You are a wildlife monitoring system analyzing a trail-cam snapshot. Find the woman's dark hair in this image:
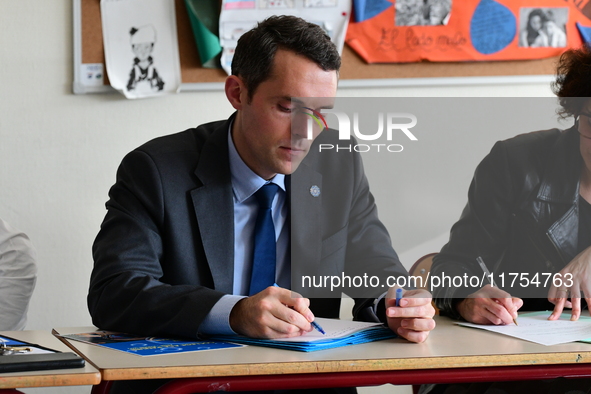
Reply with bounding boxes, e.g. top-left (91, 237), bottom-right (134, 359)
top-left (231, 15), bottom-right (341, 100)
top-left (552, 45), bottom-right (591, 118)
top-left (525, 9), bottom-right (547, 46)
